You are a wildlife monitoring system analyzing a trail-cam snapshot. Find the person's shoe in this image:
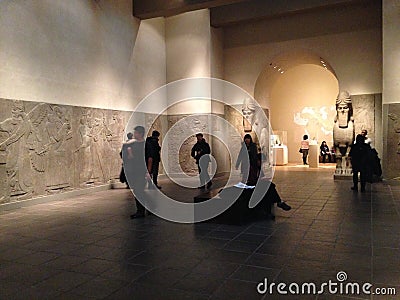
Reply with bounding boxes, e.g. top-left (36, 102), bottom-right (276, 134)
top-left (156, 185), bottom-right (162, 189)
top-left (198, 185), bottom-right (205, 189)
top-left (207, 181), bottom-right (212, 189)
top-left (351, 186), bottom-right (358, 191)
top-left (130, 213), bottom-right (145, 219)
top-left (277, 202), bottom-right (291, 211)
top-left (360, 188), bottom-right (366, 193)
